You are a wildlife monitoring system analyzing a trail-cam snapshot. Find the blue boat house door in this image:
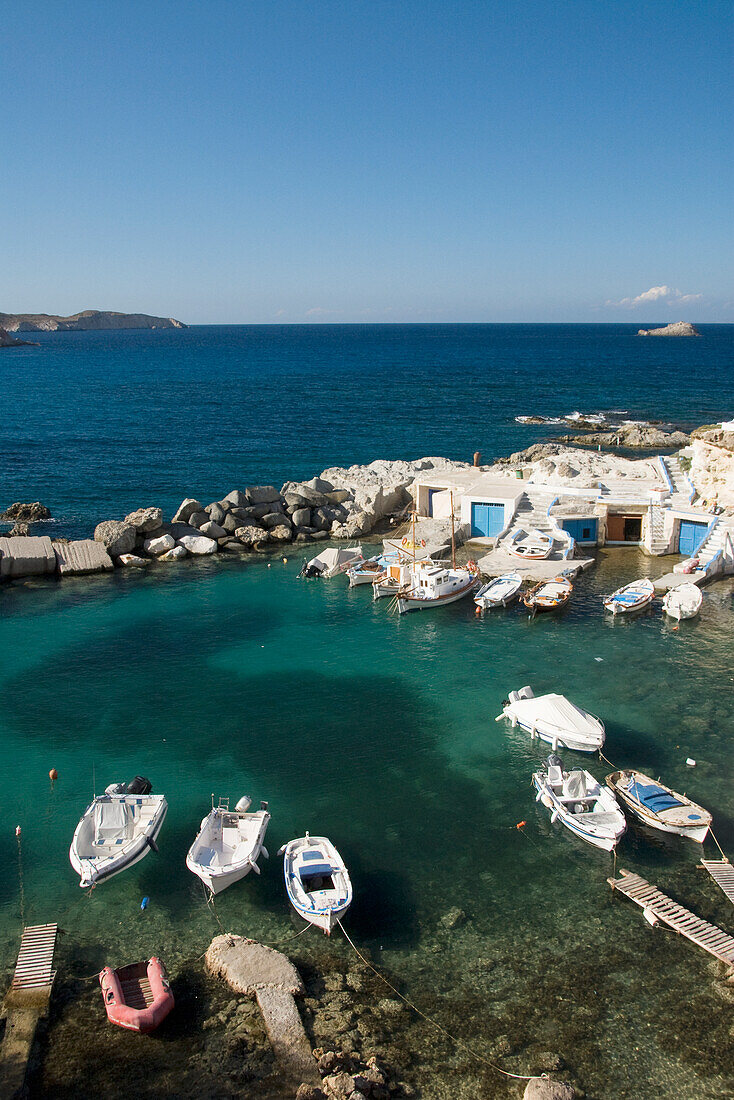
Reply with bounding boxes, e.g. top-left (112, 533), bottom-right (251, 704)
top-left (678, 519), bottom-right (709, 557)
top-left (470, 502), bottom-right (505, 538)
